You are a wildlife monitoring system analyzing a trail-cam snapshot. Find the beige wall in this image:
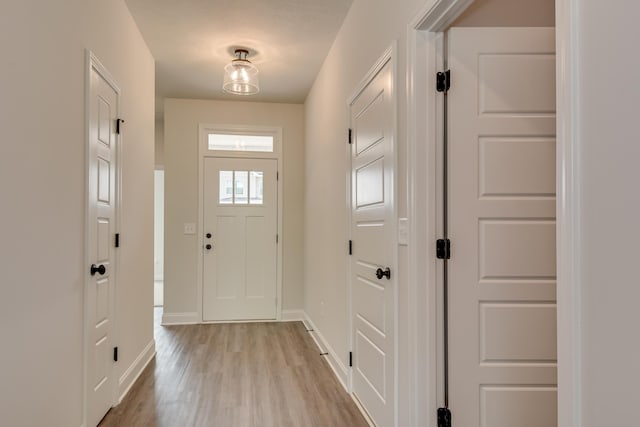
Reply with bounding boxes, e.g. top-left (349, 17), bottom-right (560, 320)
top-left (452, 0), bottom-right (555, 27)
top-left (155, 119), bottom-right (165, 169)
top-left (304, 0), bottom-right (557, 424)
top-left (0, 1), bottom-right (155, 426)
top-left (571, 1), bottom-right (640, 425)
top-left (303, 0), bottom-right (427, 424)
top-left (164, 99), bottom-right (305, 317)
